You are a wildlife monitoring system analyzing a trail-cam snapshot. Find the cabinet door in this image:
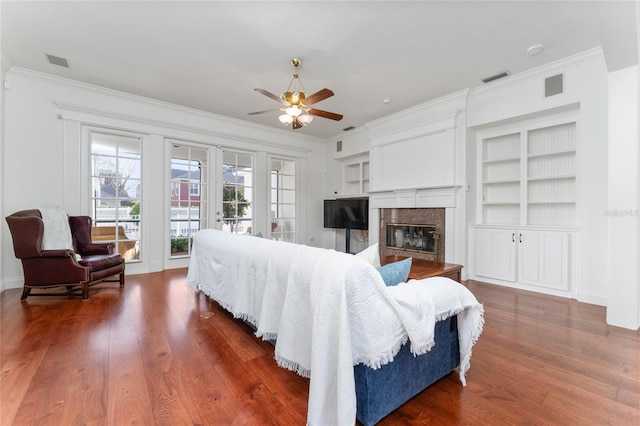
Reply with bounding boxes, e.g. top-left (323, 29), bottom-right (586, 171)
top-left (518, 230), bottom-right (568, 290)
top-left (475, 228), bottom-right (516, 282)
